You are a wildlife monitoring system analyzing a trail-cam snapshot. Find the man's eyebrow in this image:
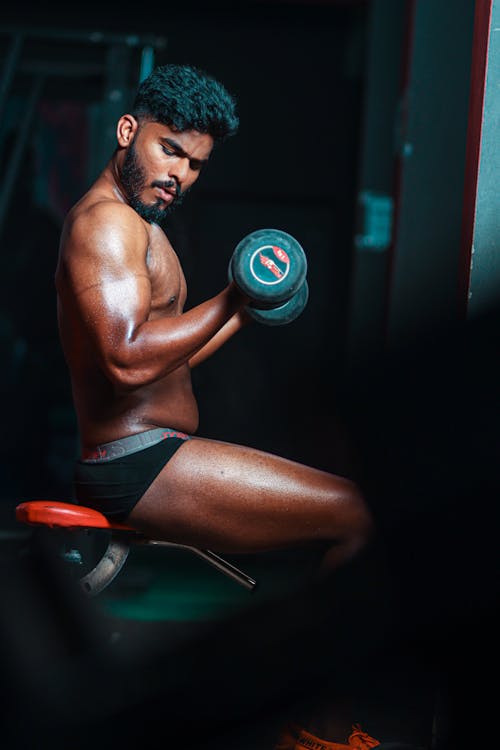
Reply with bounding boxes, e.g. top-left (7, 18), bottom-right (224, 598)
top-left (161, 136), bottom-right (210, 165)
